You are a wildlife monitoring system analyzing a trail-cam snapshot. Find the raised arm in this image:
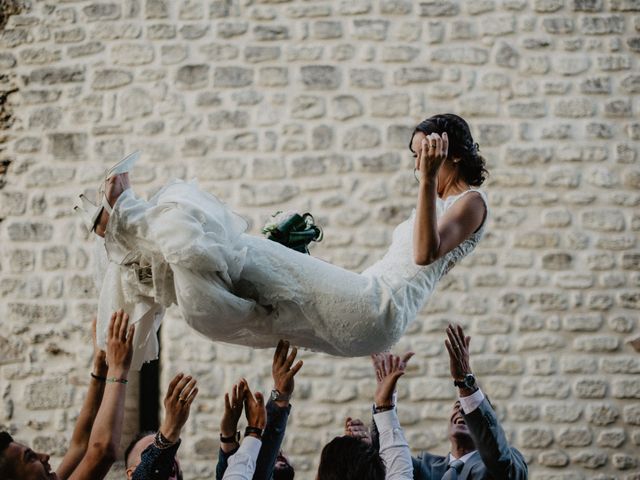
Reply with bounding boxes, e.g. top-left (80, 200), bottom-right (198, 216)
top-left (222, 381), bottom-right (266, 480)
top-left (446, 324), bottom-right (528, 480)
top-left (216, 380), bottom-right (247, 480)
top-left (254, 339), bottom-right (303, 480)
top-left (68, 310), bottom-right (135, 480)
top-left (413, 132), bottom-right (485, 265)
top-left (57, 319), bottom-right (108, 480)
top-left (372, 352), bottom-right (414, 480)
top-left (131, 373), bottom-right (198, 480)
